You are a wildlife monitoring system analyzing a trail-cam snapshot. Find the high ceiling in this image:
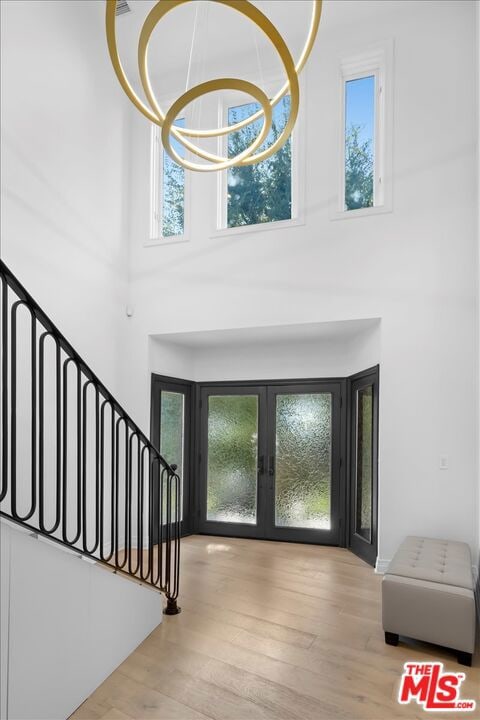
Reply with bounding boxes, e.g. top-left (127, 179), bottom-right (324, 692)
top-left (113, 0), bottom-right (406, 89)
